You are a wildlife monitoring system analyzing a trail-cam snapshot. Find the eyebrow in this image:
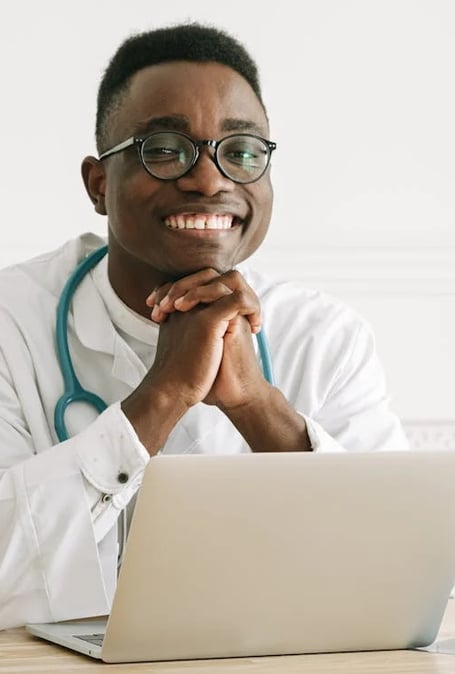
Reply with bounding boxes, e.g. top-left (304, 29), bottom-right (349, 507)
top-left (131, 115), bottom-right (267, 137)
top-left (222, 118), bottom-right (266, 135)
